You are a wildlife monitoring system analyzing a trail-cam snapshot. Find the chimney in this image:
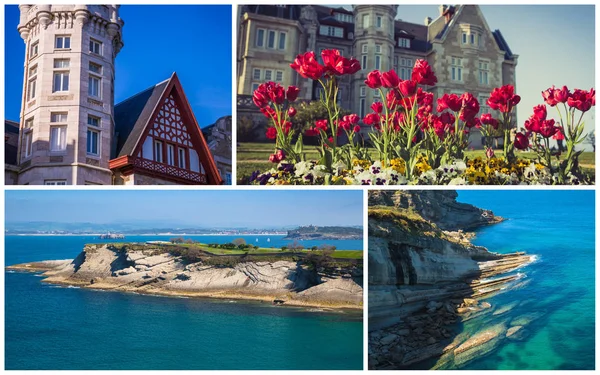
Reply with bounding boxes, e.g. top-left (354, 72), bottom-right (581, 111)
top-left (443, 6), bottom-right (455, 24)
top-left (424, 16), bottom-right (432, 26)
top-left (439, 5), bottom-right (447, 16)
